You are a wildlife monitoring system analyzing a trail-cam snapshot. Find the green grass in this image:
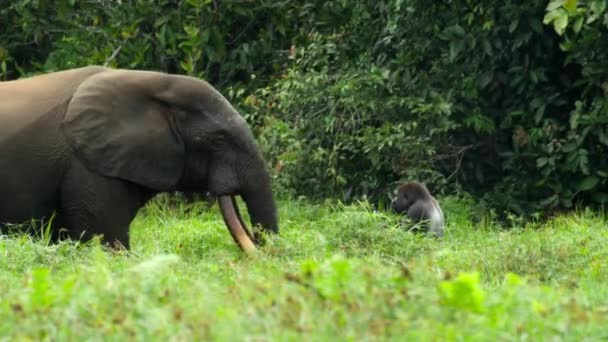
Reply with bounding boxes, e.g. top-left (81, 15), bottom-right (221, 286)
top-left (0, 195), bottom-right (606, 340)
